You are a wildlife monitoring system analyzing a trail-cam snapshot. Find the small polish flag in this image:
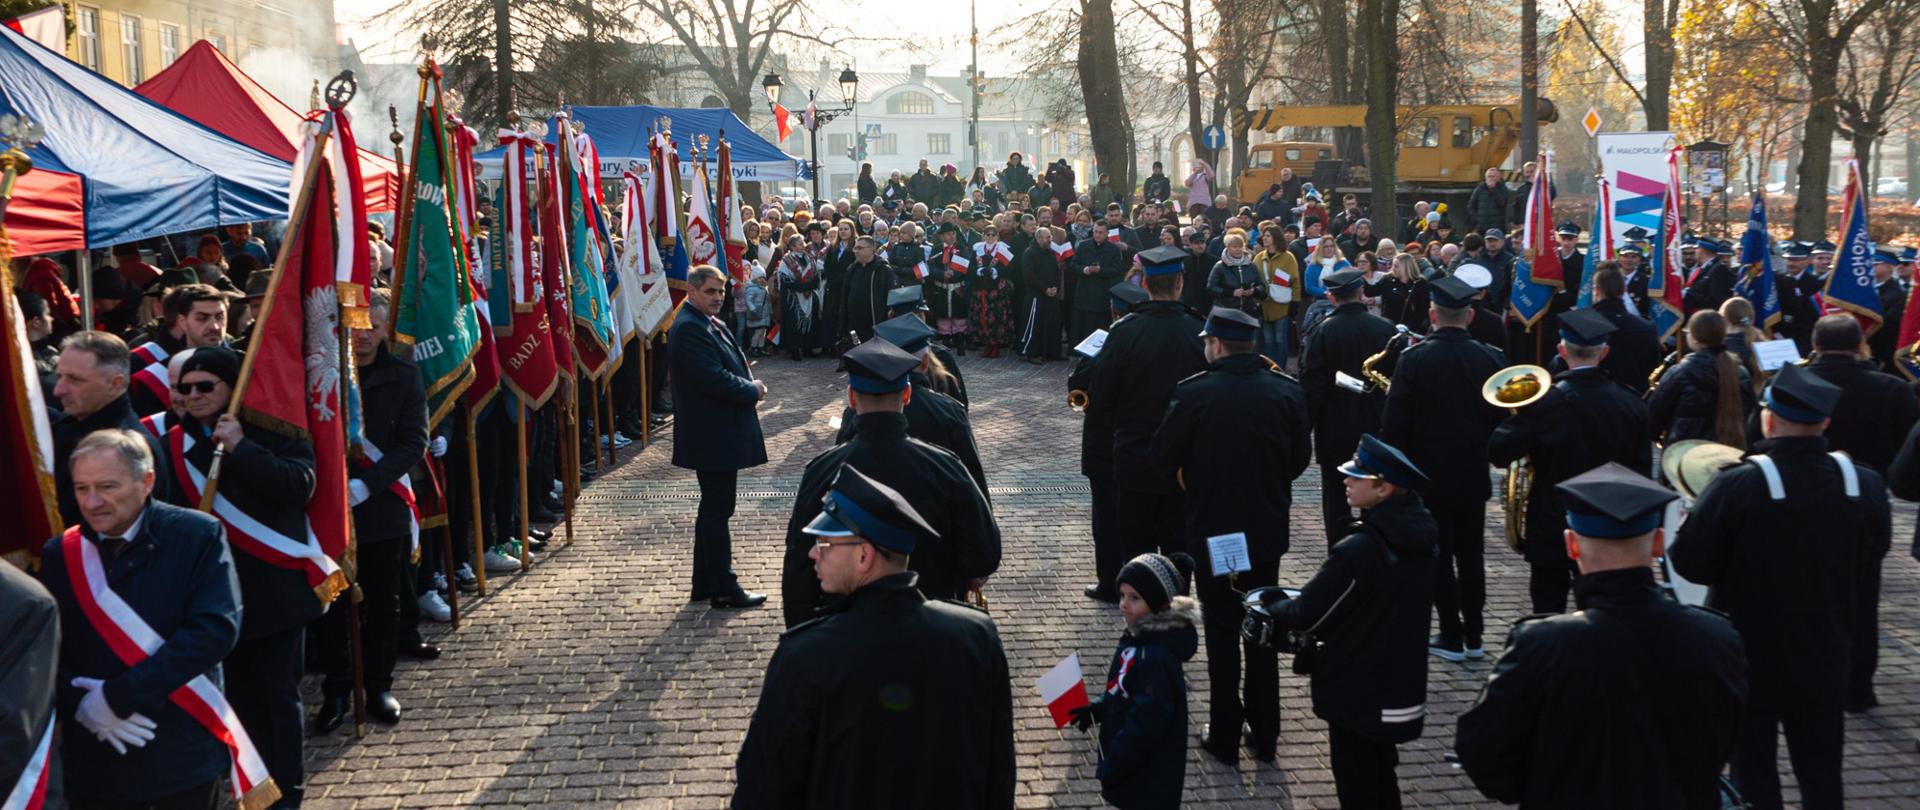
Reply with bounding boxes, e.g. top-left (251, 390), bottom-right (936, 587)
top-left (1107, 231), bottom-right (1123, 245)
top-left (914, 261), bottom-right (931, 280)
top-left (770, 104), bottom-right (793, 142)
top-left (946, 253), bottom-right (972, 274)
top-left (767, 323), bottom-right (781, 345)
top-left (1037, 654), bottom-right (1090, 729)
top-left (1051, 242), bottom-right (1074, 260)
